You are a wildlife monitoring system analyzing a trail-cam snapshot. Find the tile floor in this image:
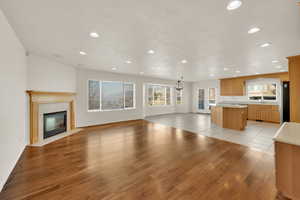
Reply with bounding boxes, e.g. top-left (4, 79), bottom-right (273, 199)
top-left (146, 113), bottom-right (281, 154)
